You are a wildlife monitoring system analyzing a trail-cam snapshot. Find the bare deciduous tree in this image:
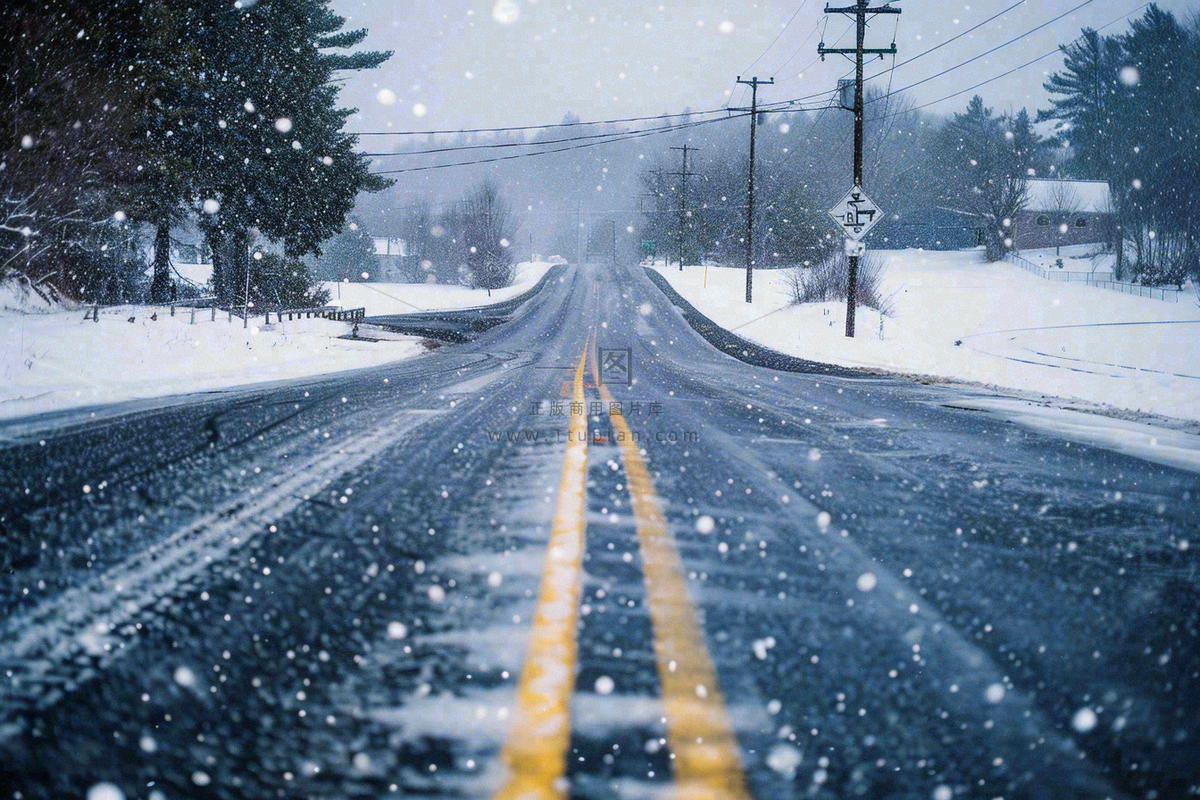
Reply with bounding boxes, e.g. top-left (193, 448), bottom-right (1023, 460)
top-left (462, 181), bottom-right (519, 296)
top-left (1044, 182), bottom-right (1082, 256)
